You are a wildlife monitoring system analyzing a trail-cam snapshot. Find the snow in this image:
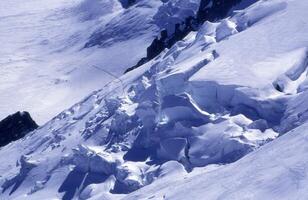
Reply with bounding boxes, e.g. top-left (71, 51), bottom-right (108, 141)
top-left (154, 0), bottom-right (200, 35)
top-left (124, 122), bottom-right (308, 200)
top-left (0, 0), bottom-right (308, 199)
top-left (0, 0), bottom-right (189, 124)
